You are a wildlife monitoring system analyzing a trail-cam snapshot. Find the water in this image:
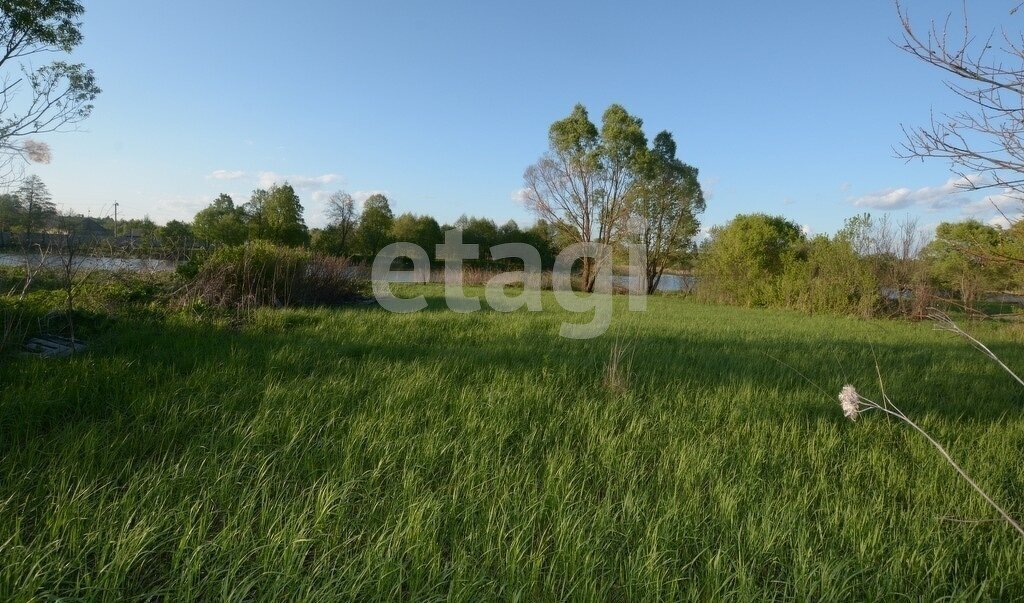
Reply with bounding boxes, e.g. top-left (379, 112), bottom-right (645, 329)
top-left (0, 253), bottom-right (177, 272)
top-left (614, 273), bottom-right (697, 293)
top-left (1, 254), bottom-right (697, 294)
top-left (381, 268), bottom-right (696, 293)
